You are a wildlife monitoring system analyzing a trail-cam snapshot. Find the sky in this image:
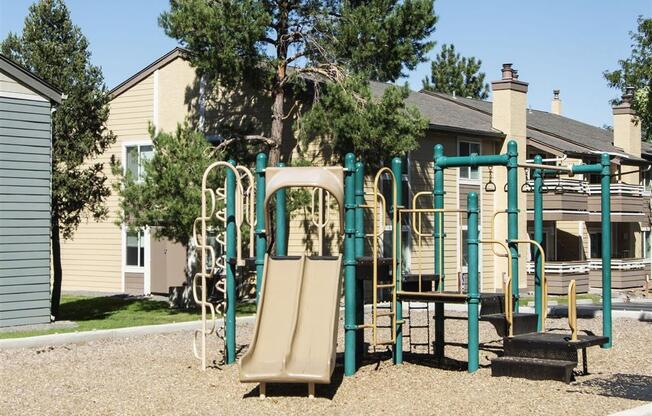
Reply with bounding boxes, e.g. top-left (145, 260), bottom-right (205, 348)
top-left (1, 0), bottom-right (650, 128)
